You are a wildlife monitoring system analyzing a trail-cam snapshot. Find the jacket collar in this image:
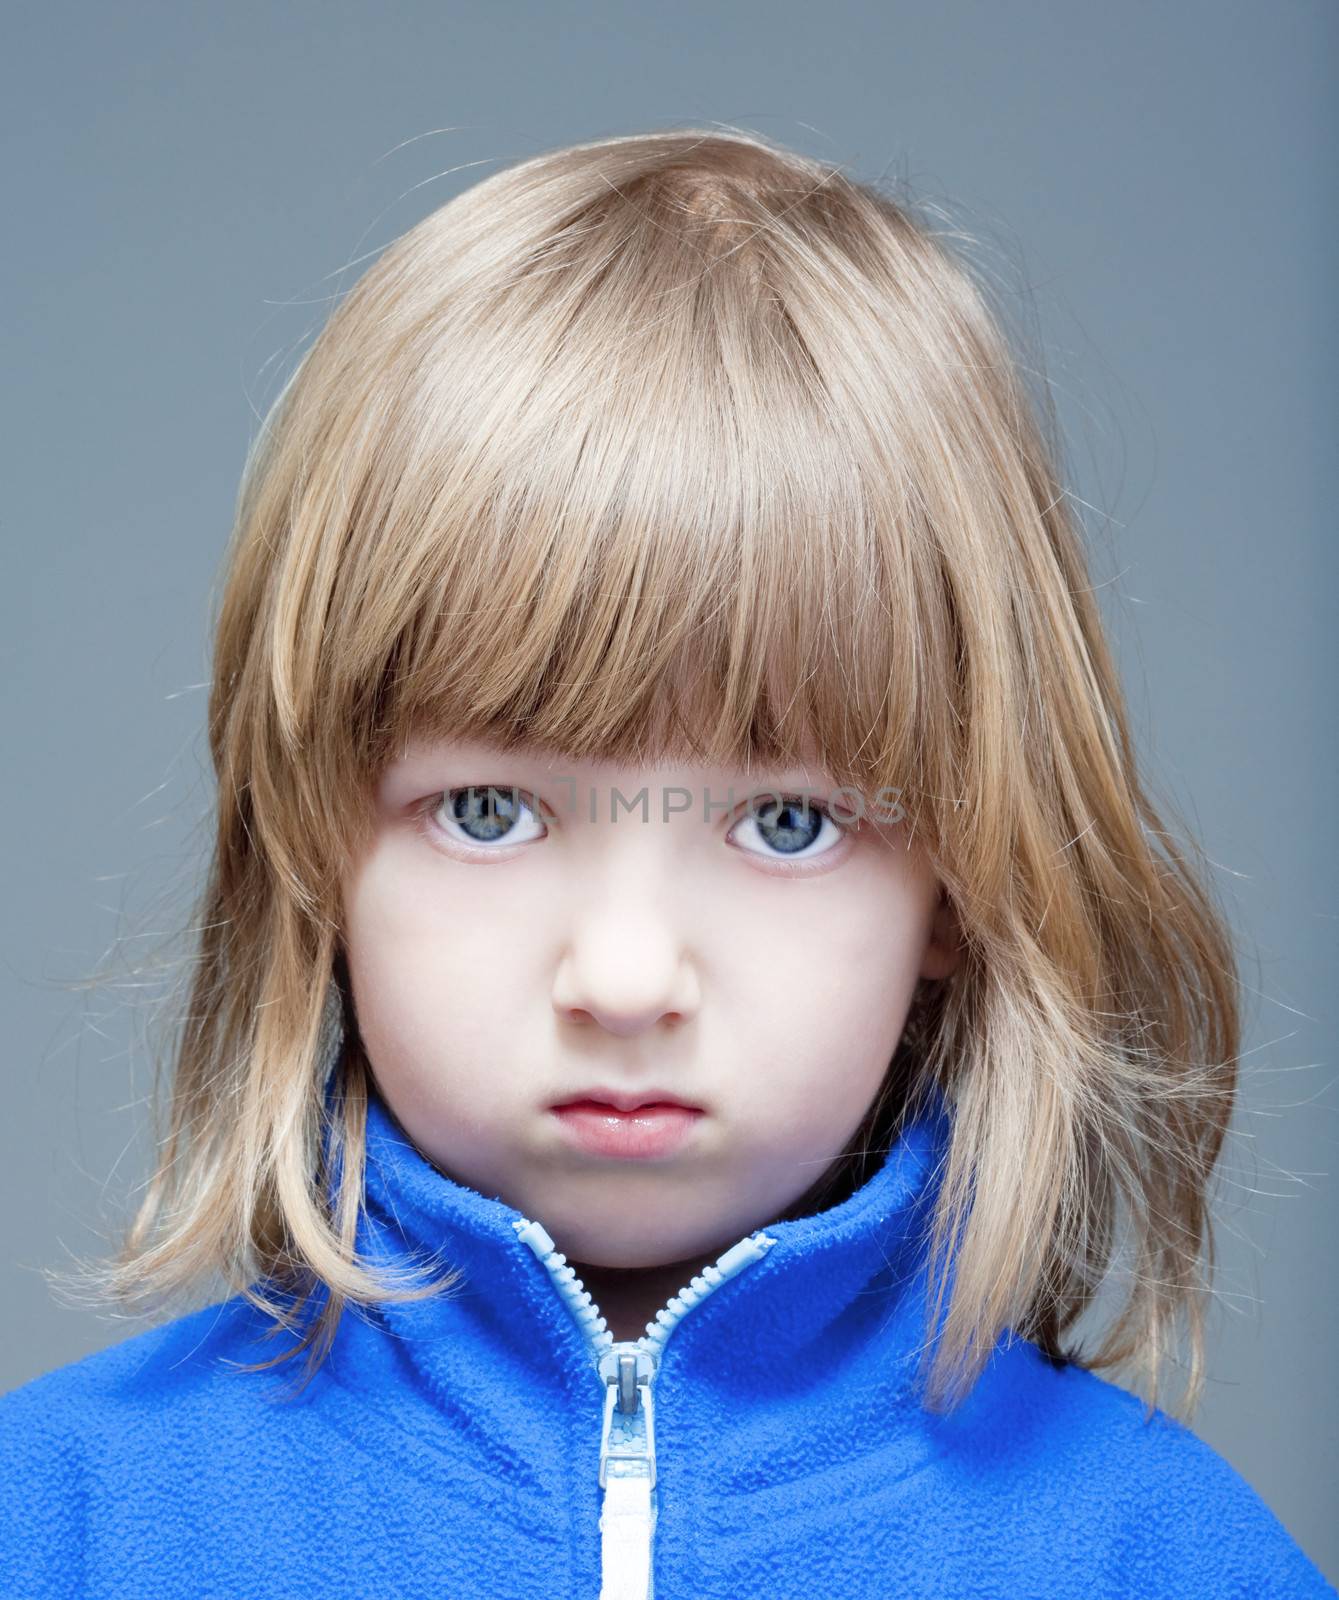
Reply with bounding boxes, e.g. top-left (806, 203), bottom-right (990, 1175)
top-left (344, 1070), bottom-right (955, 1393)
